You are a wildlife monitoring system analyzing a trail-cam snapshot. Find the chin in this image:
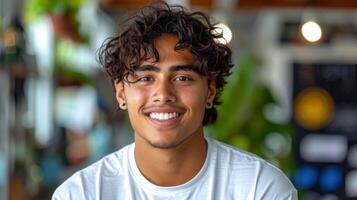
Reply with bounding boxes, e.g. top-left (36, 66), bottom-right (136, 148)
top-left (146, 138), bottom-right (185, 149)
